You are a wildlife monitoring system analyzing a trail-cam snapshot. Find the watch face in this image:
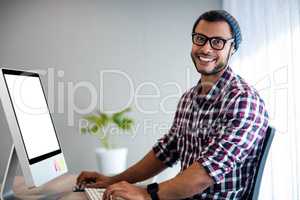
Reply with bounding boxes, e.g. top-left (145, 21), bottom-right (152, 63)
top-left (147, 183), bottom-right (160, 200)
top-left (147, 183), bottom-right (159, 192)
